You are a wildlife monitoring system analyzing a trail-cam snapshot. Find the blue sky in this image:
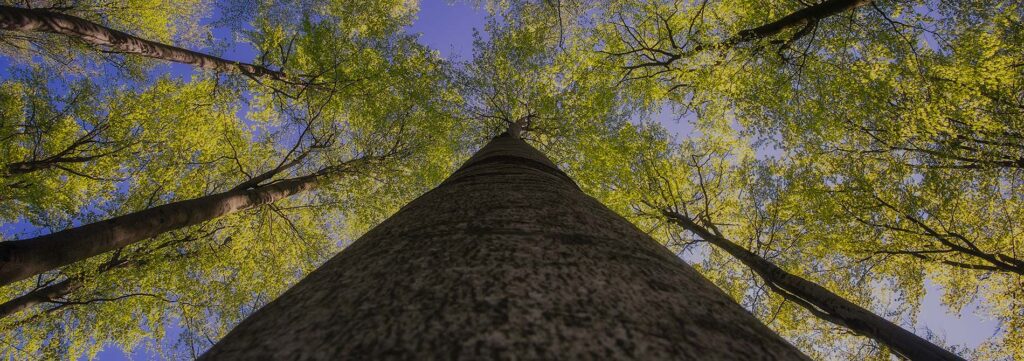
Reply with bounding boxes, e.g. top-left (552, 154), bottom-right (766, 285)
top-left (0, 1), bottom-right (998, 359)
top-left (87, 2), bottom-right (489, 359)
top-left (410, 1), bottom-right (487, 60)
